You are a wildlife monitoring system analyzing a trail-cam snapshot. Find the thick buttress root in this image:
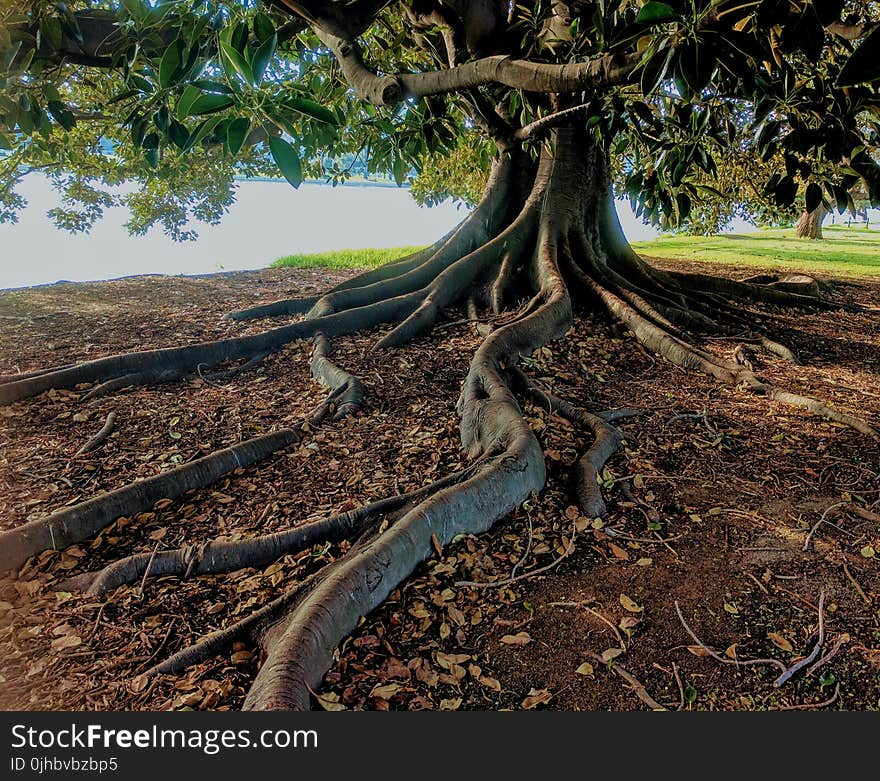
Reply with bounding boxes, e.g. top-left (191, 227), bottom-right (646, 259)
top-left (0, 429), bottom-right (300, 574)
top-left (3, 125), bottom-right (876, 711)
